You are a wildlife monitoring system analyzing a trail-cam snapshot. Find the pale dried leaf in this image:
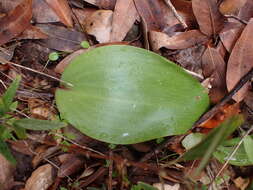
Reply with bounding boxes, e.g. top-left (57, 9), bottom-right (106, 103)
top-left (110, 0), bottom-right (138, 42)
top-left (25, 164), bottom-right (55, 190)
top-left (226, 18), bottom-right (253, 102)
top-left (153, 183), bottom-right (180, 190)
top-left (150, 30), bottom-right (208, 51)
top-left (192, 0), bottom-right (225, 36)
top-left (0, 0), bottom-right (33, 45)
top-left (45, 0), bottom-right (73, 27)
top-left (72, 8), bottom-right (97, 27)
top-left (85, 10), bottom-right (113, 43)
